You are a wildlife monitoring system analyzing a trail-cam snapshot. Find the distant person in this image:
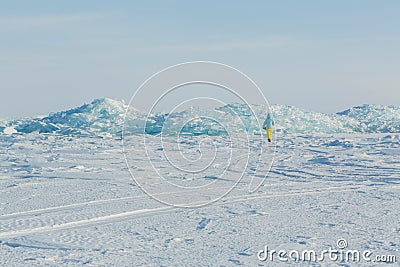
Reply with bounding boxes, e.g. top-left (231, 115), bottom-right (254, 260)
top-left (262, 113), bottom-right (275, 142)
